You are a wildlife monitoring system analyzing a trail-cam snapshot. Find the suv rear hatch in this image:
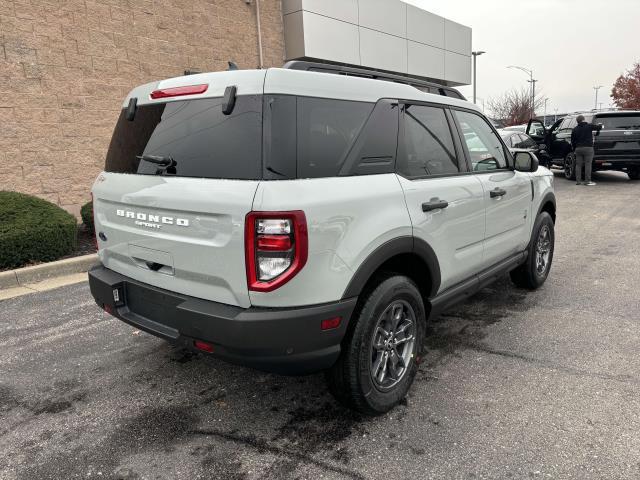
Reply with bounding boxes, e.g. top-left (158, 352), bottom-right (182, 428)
top-left (92, 71), bottom-right (266, 308)
top-left (594, 113), bottom-right (640, 159)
